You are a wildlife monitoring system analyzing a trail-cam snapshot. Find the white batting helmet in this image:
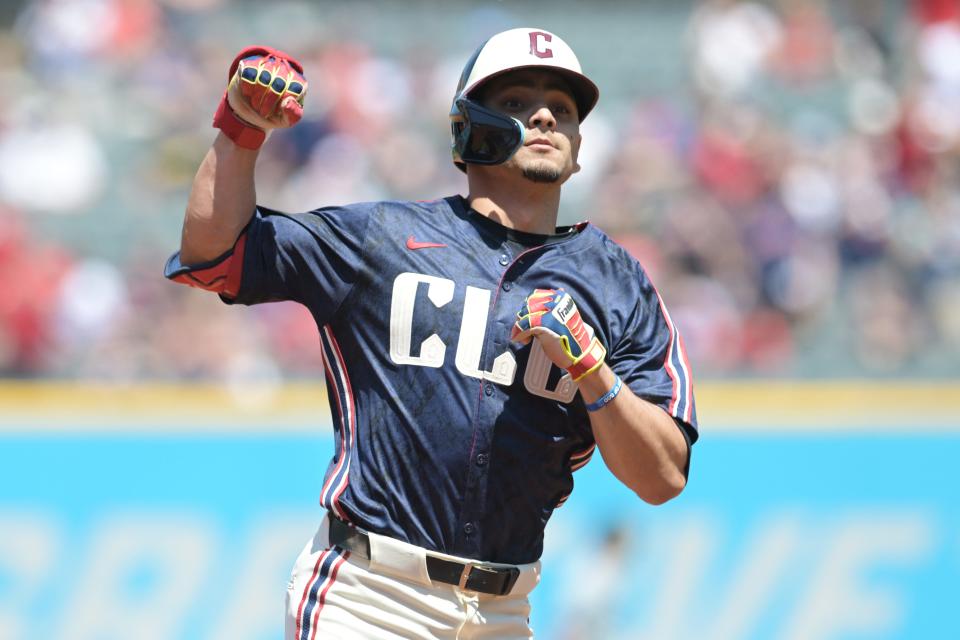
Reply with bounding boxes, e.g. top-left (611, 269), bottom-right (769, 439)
top-left (450, 28), bottom-right (600, 170)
